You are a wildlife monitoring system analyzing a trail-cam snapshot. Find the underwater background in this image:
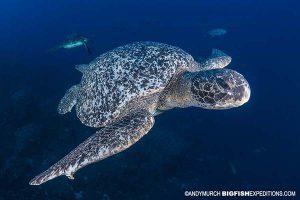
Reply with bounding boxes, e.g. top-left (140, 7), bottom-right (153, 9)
top-left (0, 0), bottom-right (299, 199)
